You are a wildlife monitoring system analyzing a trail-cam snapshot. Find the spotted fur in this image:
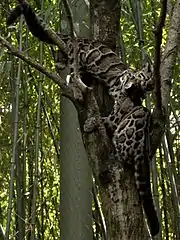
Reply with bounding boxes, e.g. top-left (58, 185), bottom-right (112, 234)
top-left (7, 2), bottom-right (159, 236)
